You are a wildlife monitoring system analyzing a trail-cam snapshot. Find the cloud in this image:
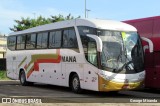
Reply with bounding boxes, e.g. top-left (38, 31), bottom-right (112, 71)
top-left (0, 0), bottom-right (32, 35)
top-left (0, 1), bottom-right (72, 35)
top-left (0, 7), bottom-right (33, 34)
